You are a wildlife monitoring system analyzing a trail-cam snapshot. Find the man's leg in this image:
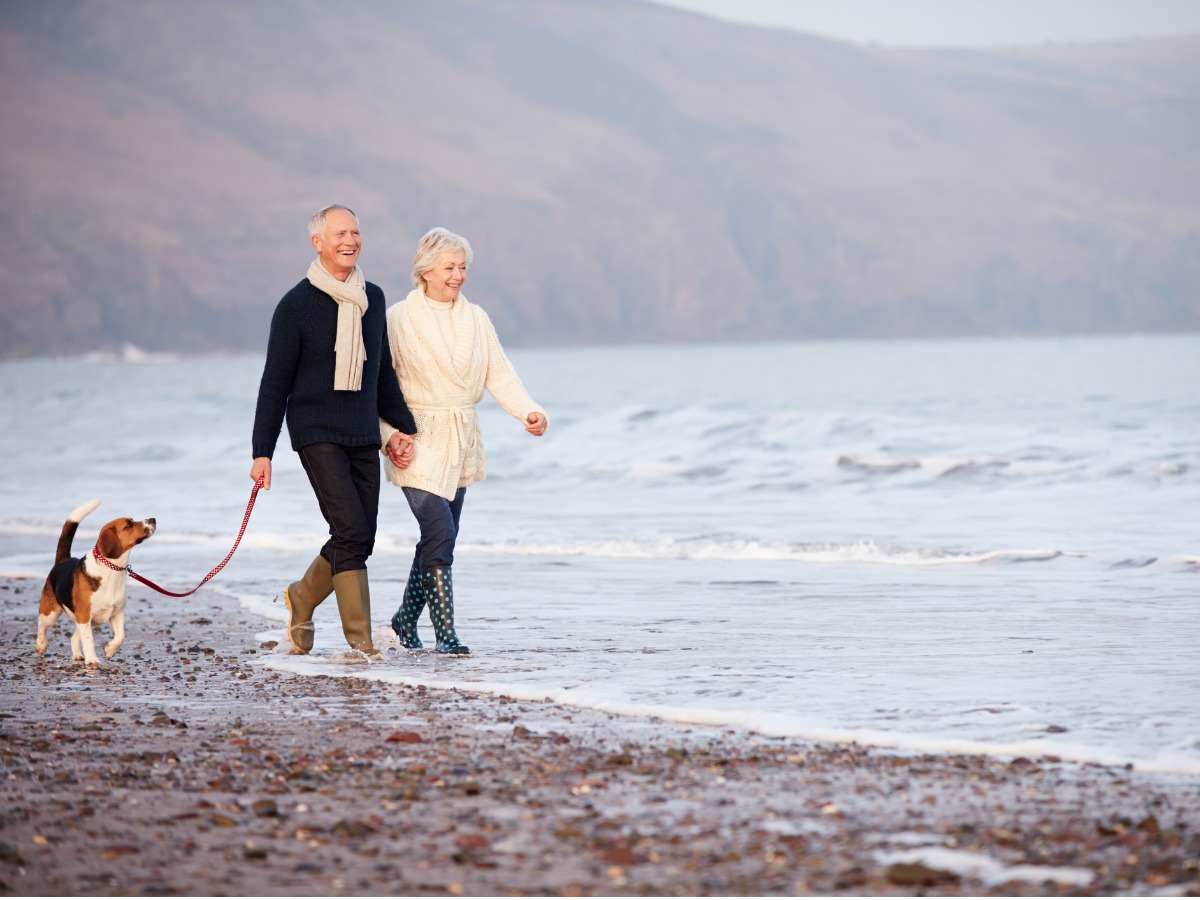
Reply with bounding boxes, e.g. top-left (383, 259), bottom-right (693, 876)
top-left (298, 443), bottom-right (378, 574)
top-left (283, 555), bottom-right (333, 654)
top-left (298, 443), bottom-right (380, 653)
